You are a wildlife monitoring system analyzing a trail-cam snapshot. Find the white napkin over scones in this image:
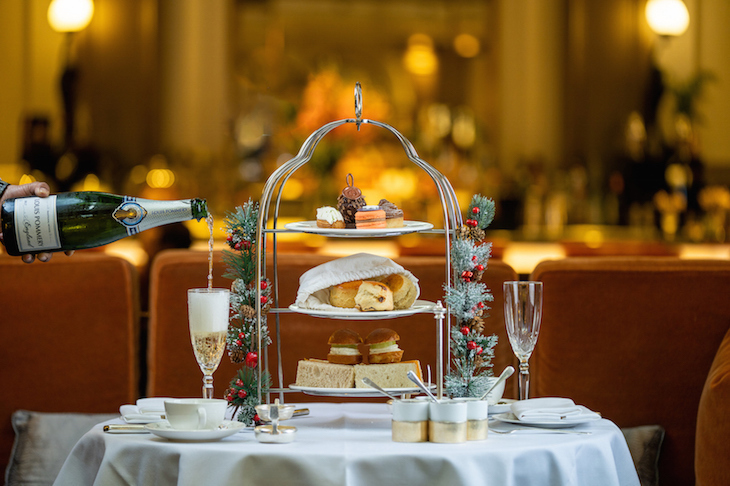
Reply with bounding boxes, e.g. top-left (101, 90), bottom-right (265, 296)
top-left (510, 397), bottom-right (601, 424)
top-left (295, 253), bottom-right (419, 311)
top-left (119, 397), bottom-right (170, 423)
